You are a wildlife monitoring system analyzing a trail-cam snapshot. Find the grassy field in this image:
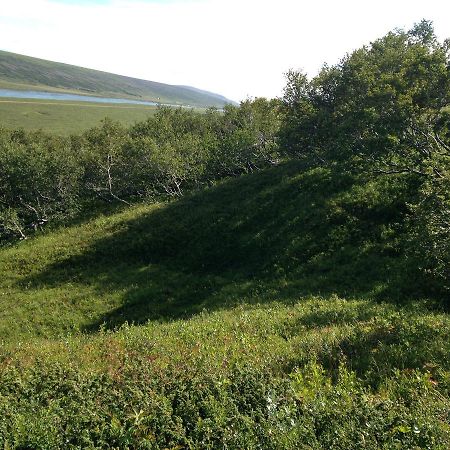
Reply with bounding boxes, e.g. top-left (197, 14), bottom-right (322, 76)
top-left (0, 98), bottom-right (158, 134)
top-left (0, 162), bottom-right (449, 448)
